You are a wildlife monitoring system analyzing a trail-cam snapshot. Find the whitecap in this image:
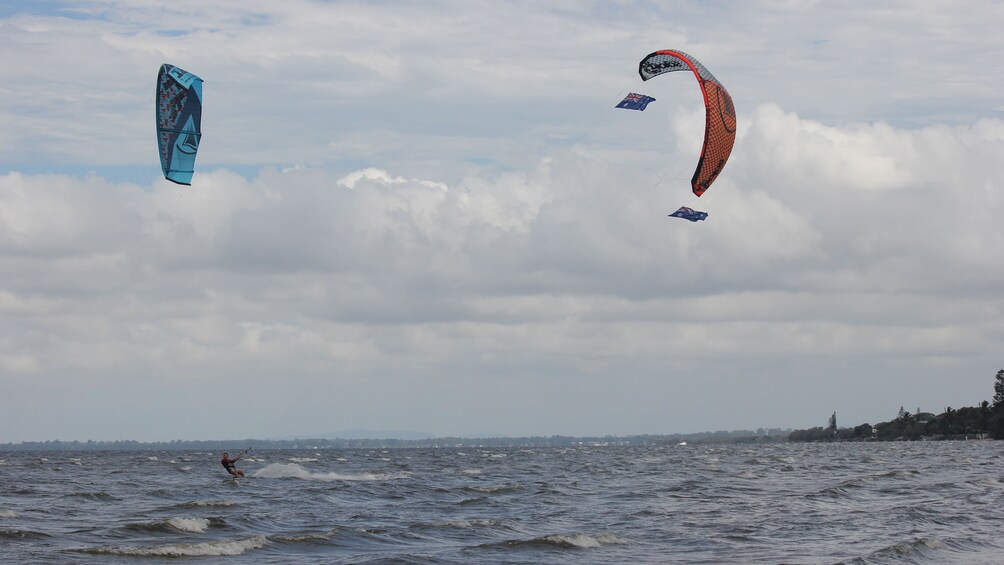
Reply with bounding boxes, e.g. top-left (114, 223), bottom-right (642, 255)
top-left (288, 457), bottom-right (318, 463)
top-left (460, 468), bottom-right (482, 475)
top-left (274, 529), bottom-right (338, 543)
top-left (178, 499), bottom-right (235, 508)
top-left (0, 509), bottom-right (17, 519)
top-left (166, 517), bottom-right (210, 533)
top-left (543, 533), bottom-right (628, 548)
top-left (253, 462), bottom-right (408, 481)
top-left (78, 535), bottom-right (267, 557)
